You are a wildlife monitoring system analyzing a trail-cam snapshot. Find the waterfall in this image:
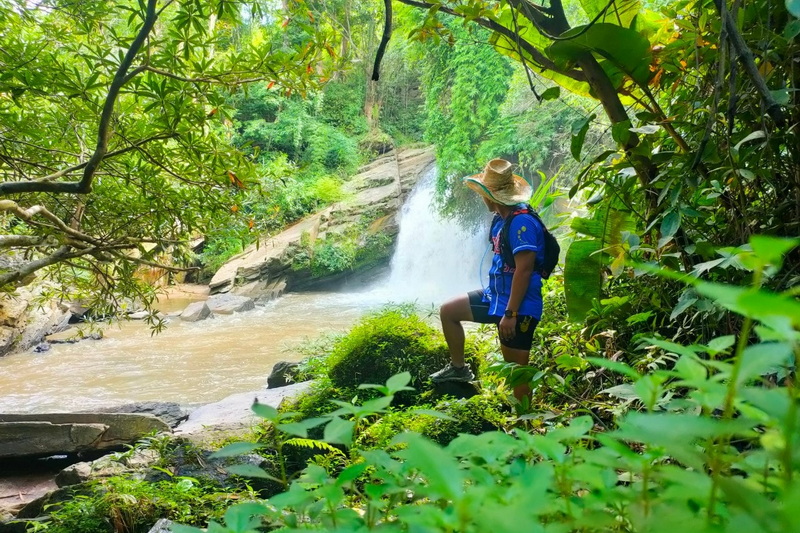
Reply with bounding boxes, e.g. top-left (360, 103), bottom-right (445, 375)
top-left (381, 166), bottom-right (489, 304)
